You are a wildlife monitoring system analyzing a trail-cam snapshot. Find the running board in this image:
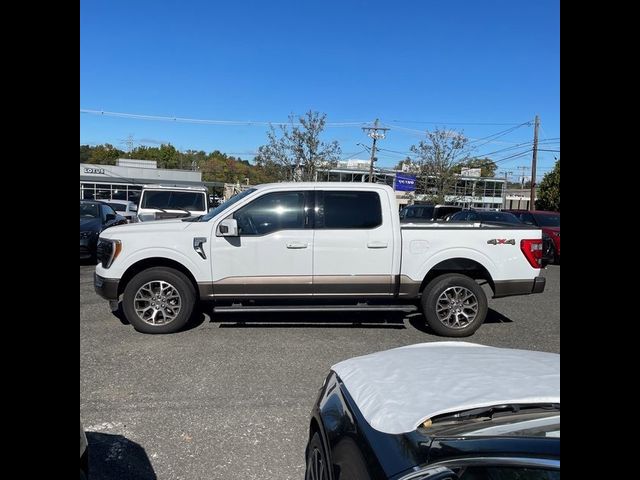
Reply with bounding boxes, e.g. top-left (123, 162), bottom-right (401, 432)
top-left (213, 304), bottom-right (418, 313)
